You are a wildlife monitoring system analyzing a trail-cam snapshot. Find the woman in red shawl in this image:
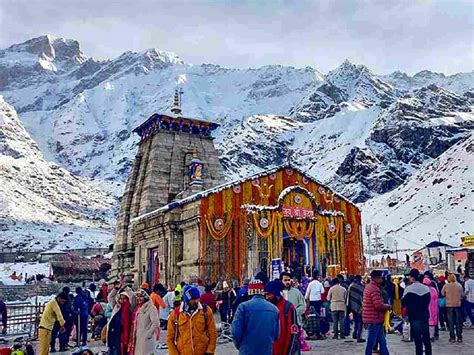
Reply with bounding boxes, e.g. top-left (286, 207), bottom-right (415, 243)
top-left (106, 291), bottom-right (132, 355)
top-left (264, 280), bottom-right (300, 355)
top-left (101, 282), bottom-right (108, 302)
